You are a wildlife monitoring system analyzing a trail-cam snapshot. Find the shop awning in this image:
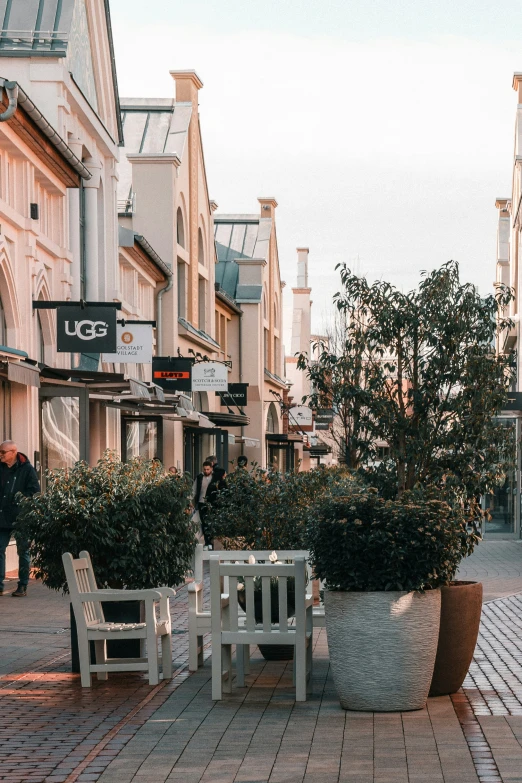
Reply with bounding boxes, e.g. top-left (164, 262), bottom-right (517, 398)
top-left (204, 411), bottom-right (250, 428)
top-left (7, 361), bottom-right (40, 388)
